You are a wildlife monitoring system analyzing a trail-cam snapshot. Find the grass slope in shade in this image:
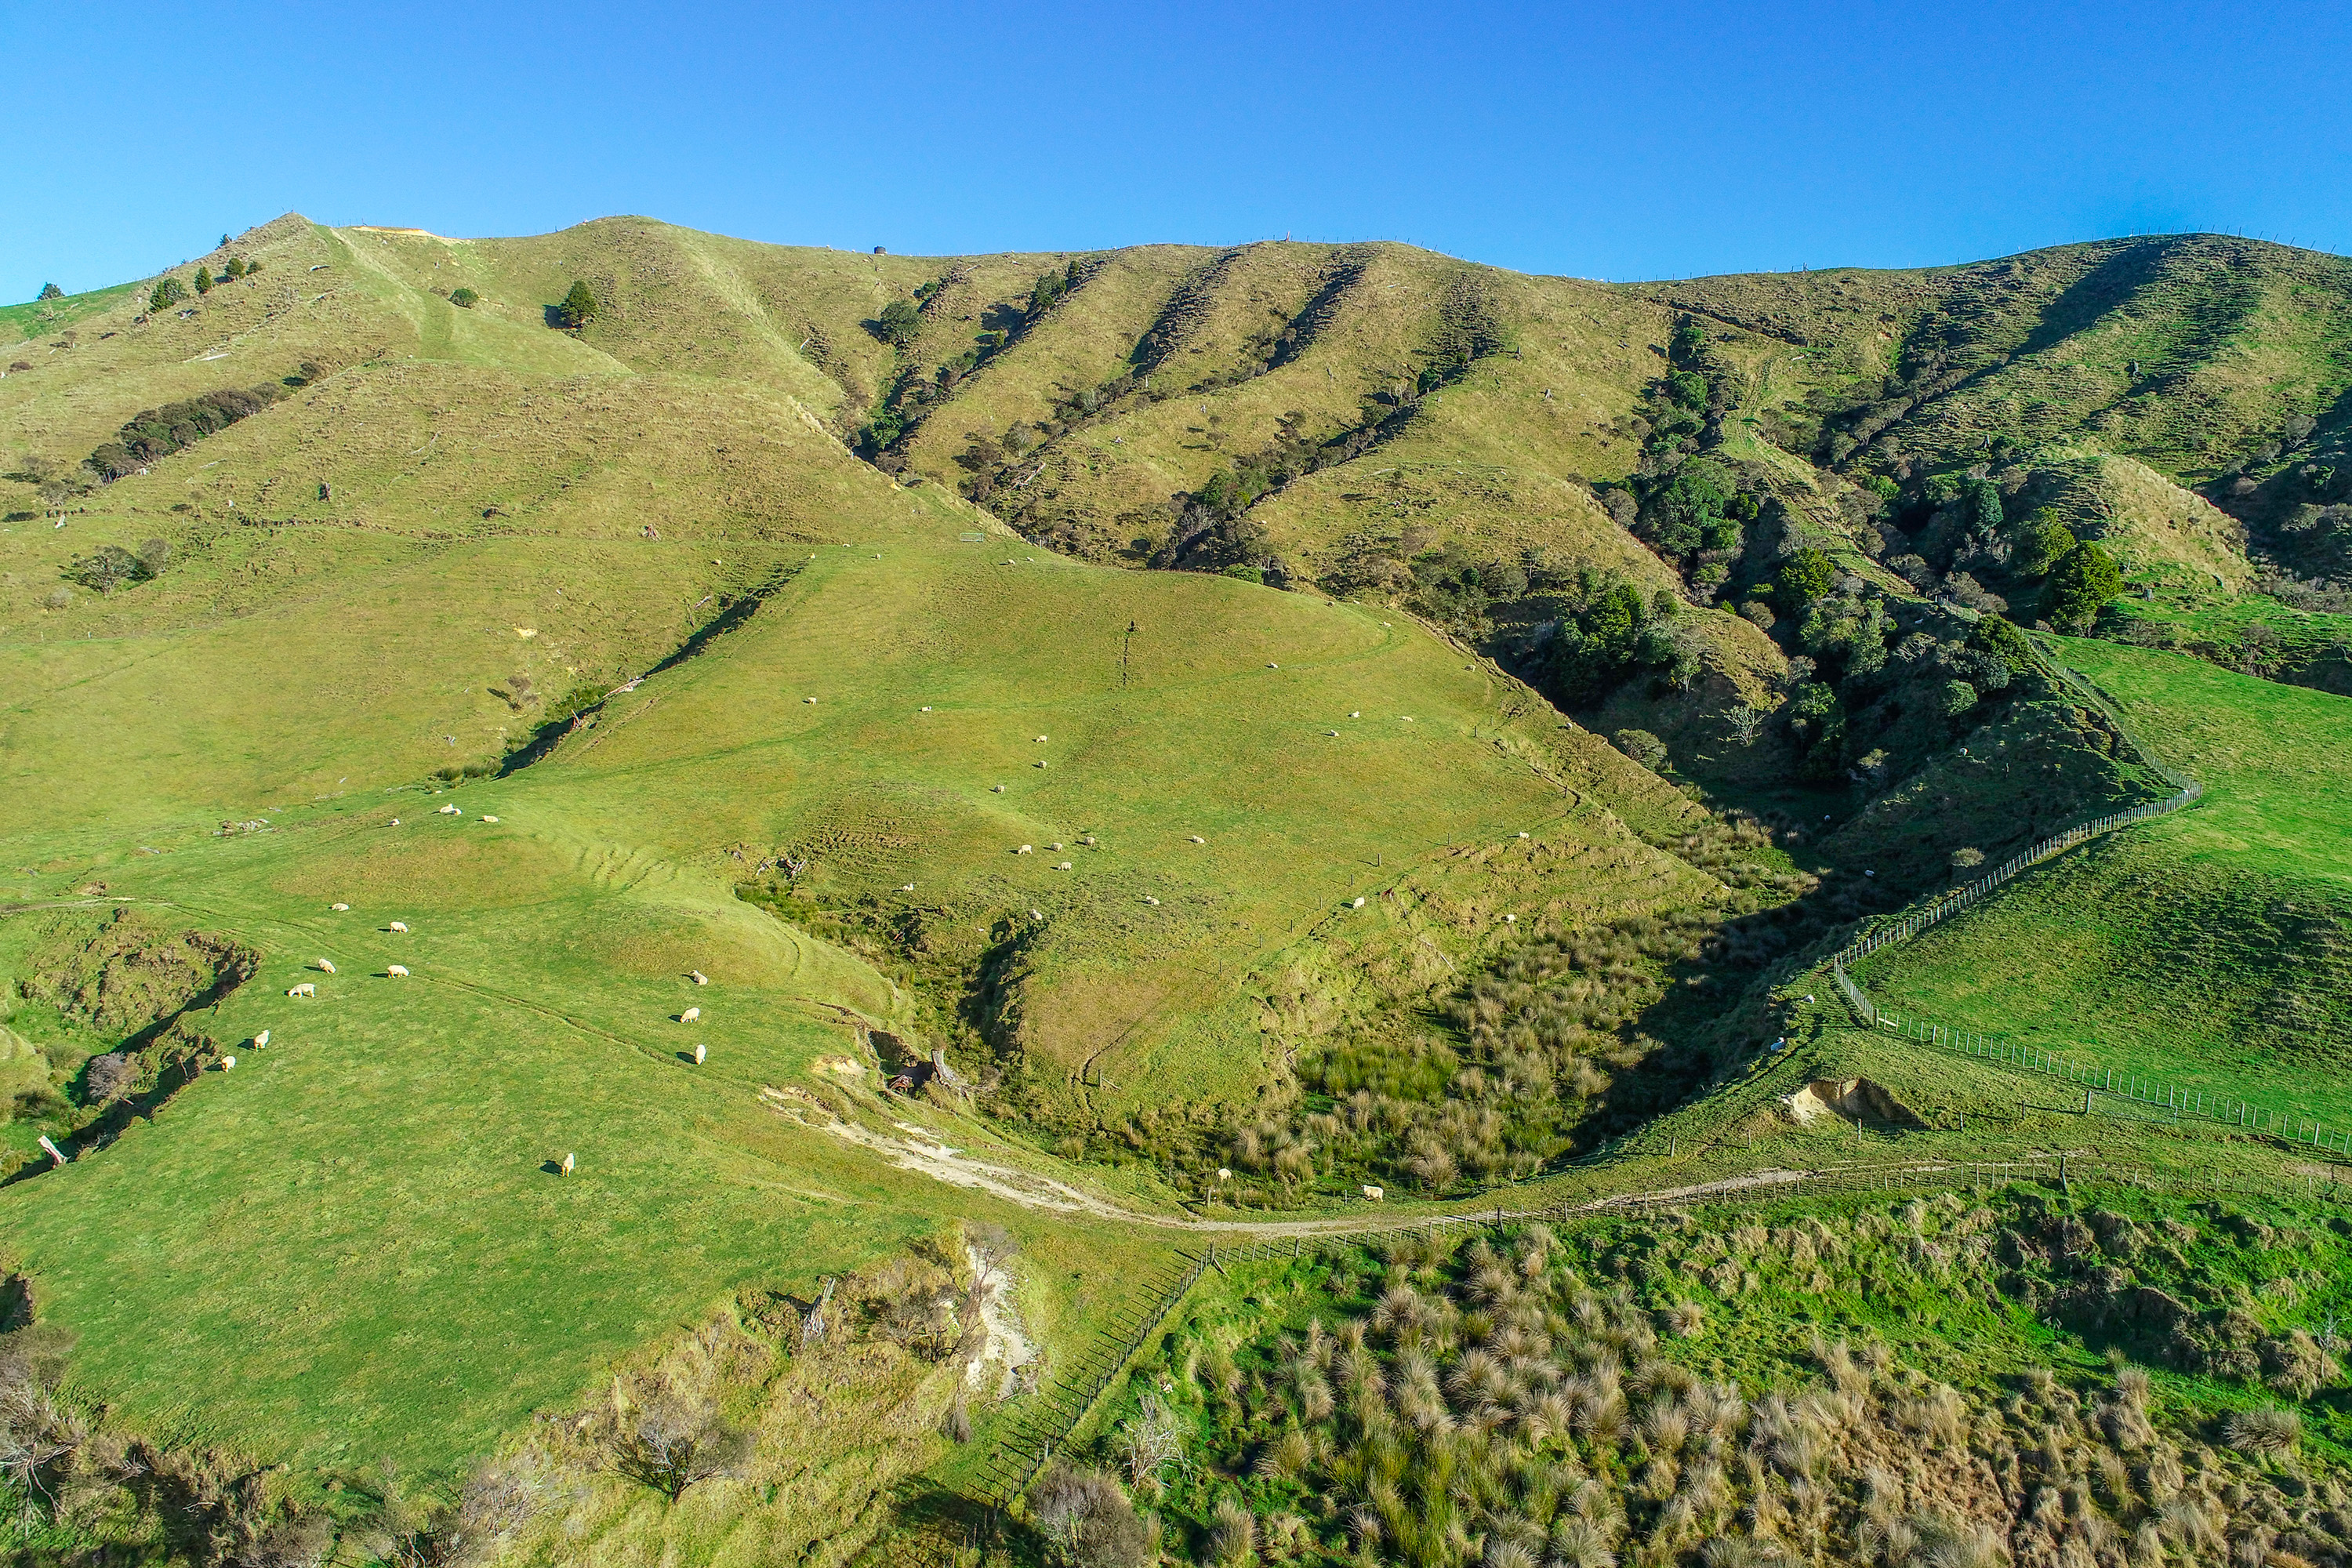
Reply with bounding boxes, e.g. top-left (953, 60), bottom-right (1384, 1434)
top-left (1853, 638), bottom-right (2352, 1116)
